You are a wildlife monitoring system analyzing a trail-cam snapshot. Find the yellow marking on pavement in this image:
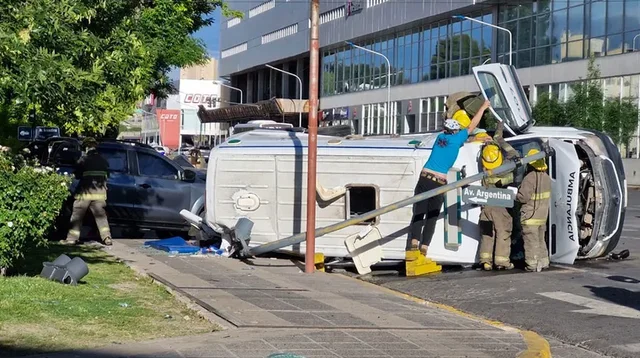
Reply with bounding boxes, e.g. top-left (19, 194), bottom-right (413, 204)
top-left (518, 331), bottom-right (551, 358)
top-left (336, 273), bottom-right (552, 357)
